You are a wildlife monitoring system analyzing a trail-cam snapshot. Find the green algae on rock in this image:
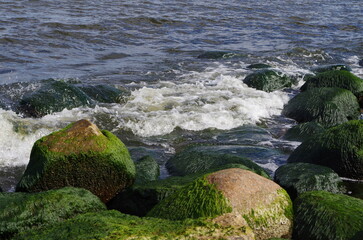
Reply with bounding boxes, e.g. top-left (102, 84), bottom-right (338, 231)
top-left (311, 64), bottom-right (352, 73)
top-left (135, 155), bottom-right (160, 184)
top-left (16, 119), bottom-right (136, 202)
top-left (148, 169), bottom-right (293, 240)
top-left (13, 210), bottom-right (256, 240)
top-left (76, 84), bottom-right (130, 103)
top-left (283, 122), bottom-right (326, 142)
top-left (197, 51), bottom-right (244, 59)
top-left (274, 163), bottom-right (345, 200)
top-left (293, 191), bottom-right (363, 240)
top-left (287, 120), bottom-right (363, 180)
top-left (0, 187), bottom-right (106, 239)
top-left (301, 70), bottom-right (363, 96)
top-left (243, 69), bottom-right (292, 92)
top-left (282, 87), bottom-right (360, 128)
top-left (246, 63), bottom-right (272, 69)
